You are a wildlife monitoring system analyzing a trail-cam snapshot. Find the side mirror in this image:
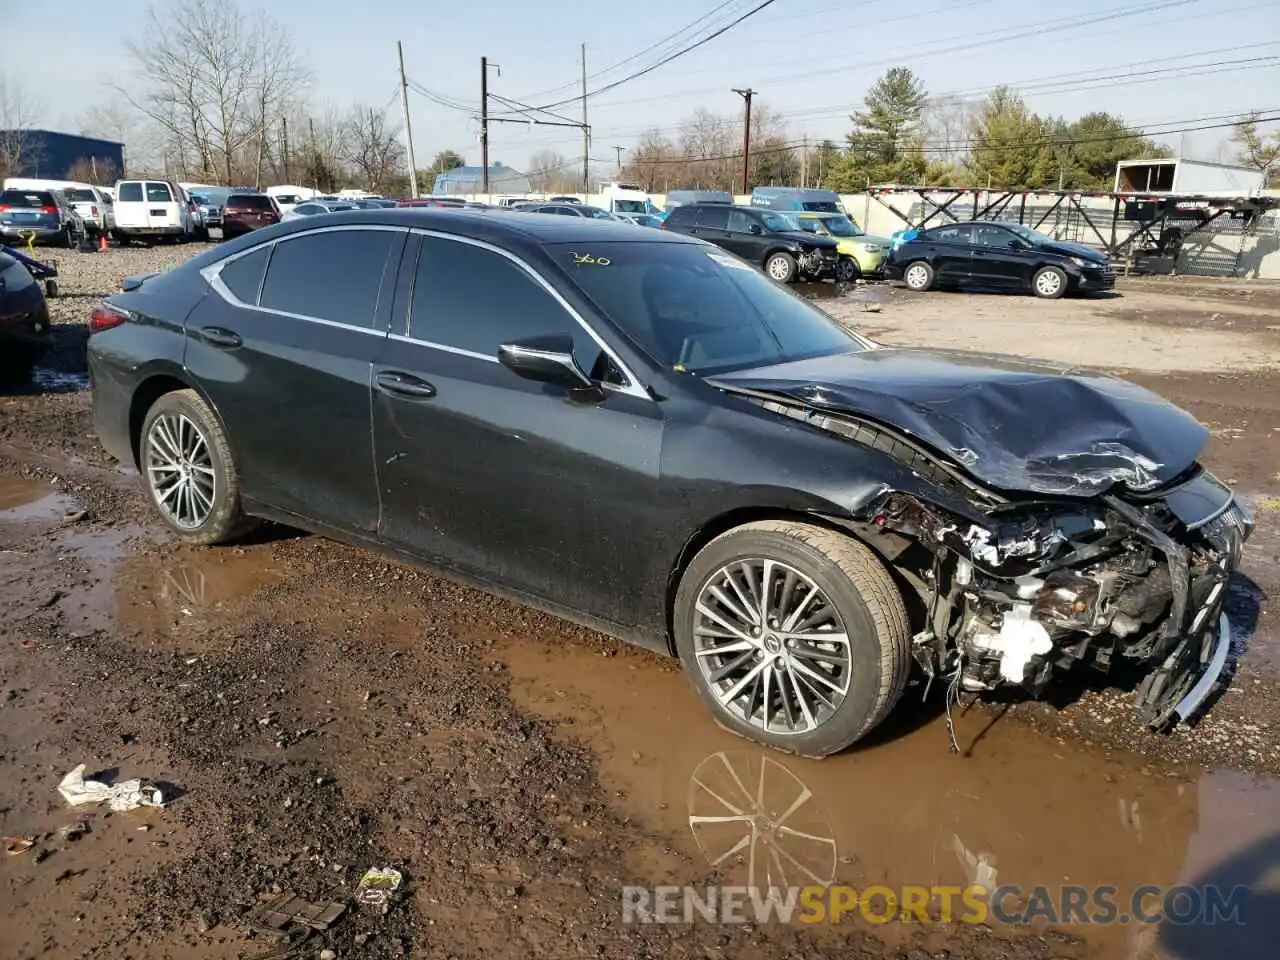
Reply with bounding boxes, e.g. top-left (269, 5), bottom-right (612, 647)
top-left (498, 334), bottom-right (595, 392)
top-left (749, 223), bottom-right (763, 235)
top-left (1008, 238), bottom-right (1024, 250)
